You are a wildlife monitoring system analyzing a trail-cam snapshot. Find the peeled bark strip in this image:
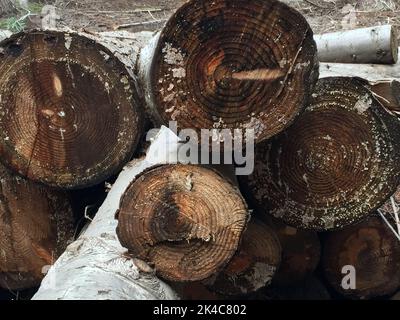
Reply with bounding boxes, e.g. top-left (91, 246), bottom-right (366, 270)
top-left (264, 218), bottom-right (320, 287)
top-left (205, 219), bottom-right (281, 296)
top-left (116, 164), bottom-right (248, 282)
top-left (139, 0), bottom-right (319, 143)
top-left (322, 216), bottom-right (400, 299)
top-left (33, 127), bottom-right (180, 300)
top-left (239, 77), bottom-right (400, 231)
top-left (315, 25), bottom-right (398, 65)
top-left (0, 164), bottom-right (74, 290)
top-left (0, 29), bottom-right (145, 189)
